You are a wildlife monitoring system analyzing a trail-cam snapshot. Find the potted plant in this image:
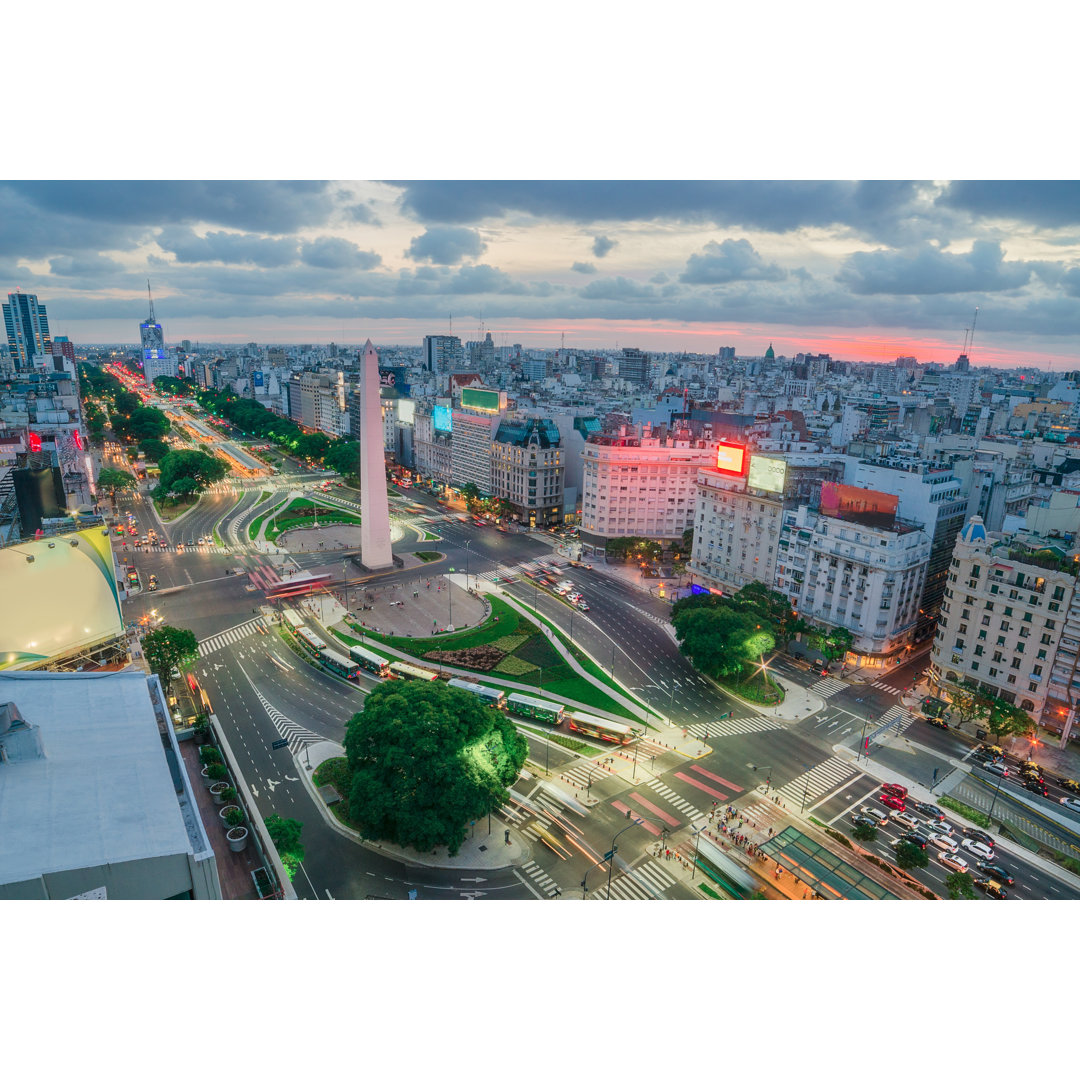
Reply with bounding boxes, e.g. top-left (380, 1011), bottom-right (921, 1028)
top-left (223, 806), bottom-right (245, 829)
top-left (219, 800), bottom-right (240, 829)
top-left (210, 781), bottom-right (230, 804)
top-left (193, 717), bottom-right (210, 745)
top-left (199, 745), bottom-right (221, 766)
top-left (227, 826), bottom-right (249, 853)
top-left (205, 762), bottom-right (227, 787)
